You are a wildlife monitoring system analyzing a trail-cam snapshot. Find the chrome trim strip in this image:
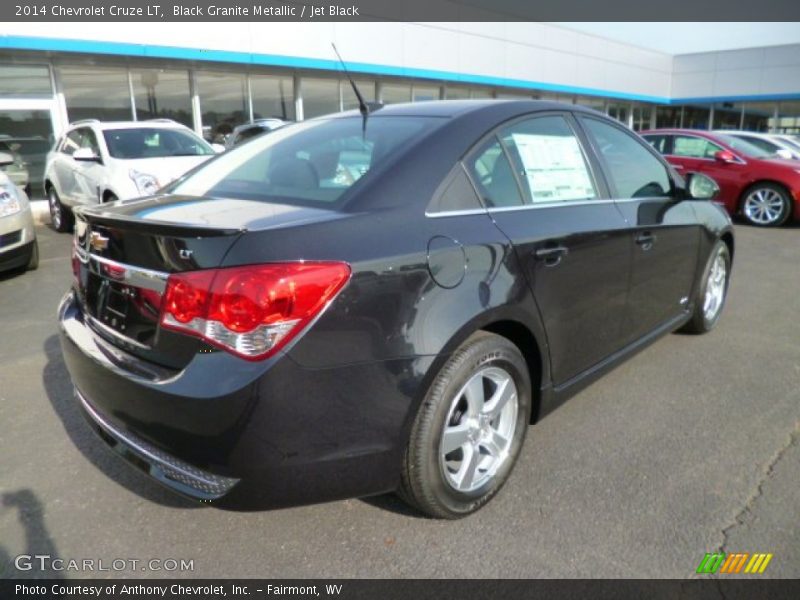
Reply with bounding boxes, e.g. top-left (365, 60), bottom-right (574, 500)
top-left (75, 244), bottom-right (169, 294)
top-left (426, 195), bottom-right (668, 218)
